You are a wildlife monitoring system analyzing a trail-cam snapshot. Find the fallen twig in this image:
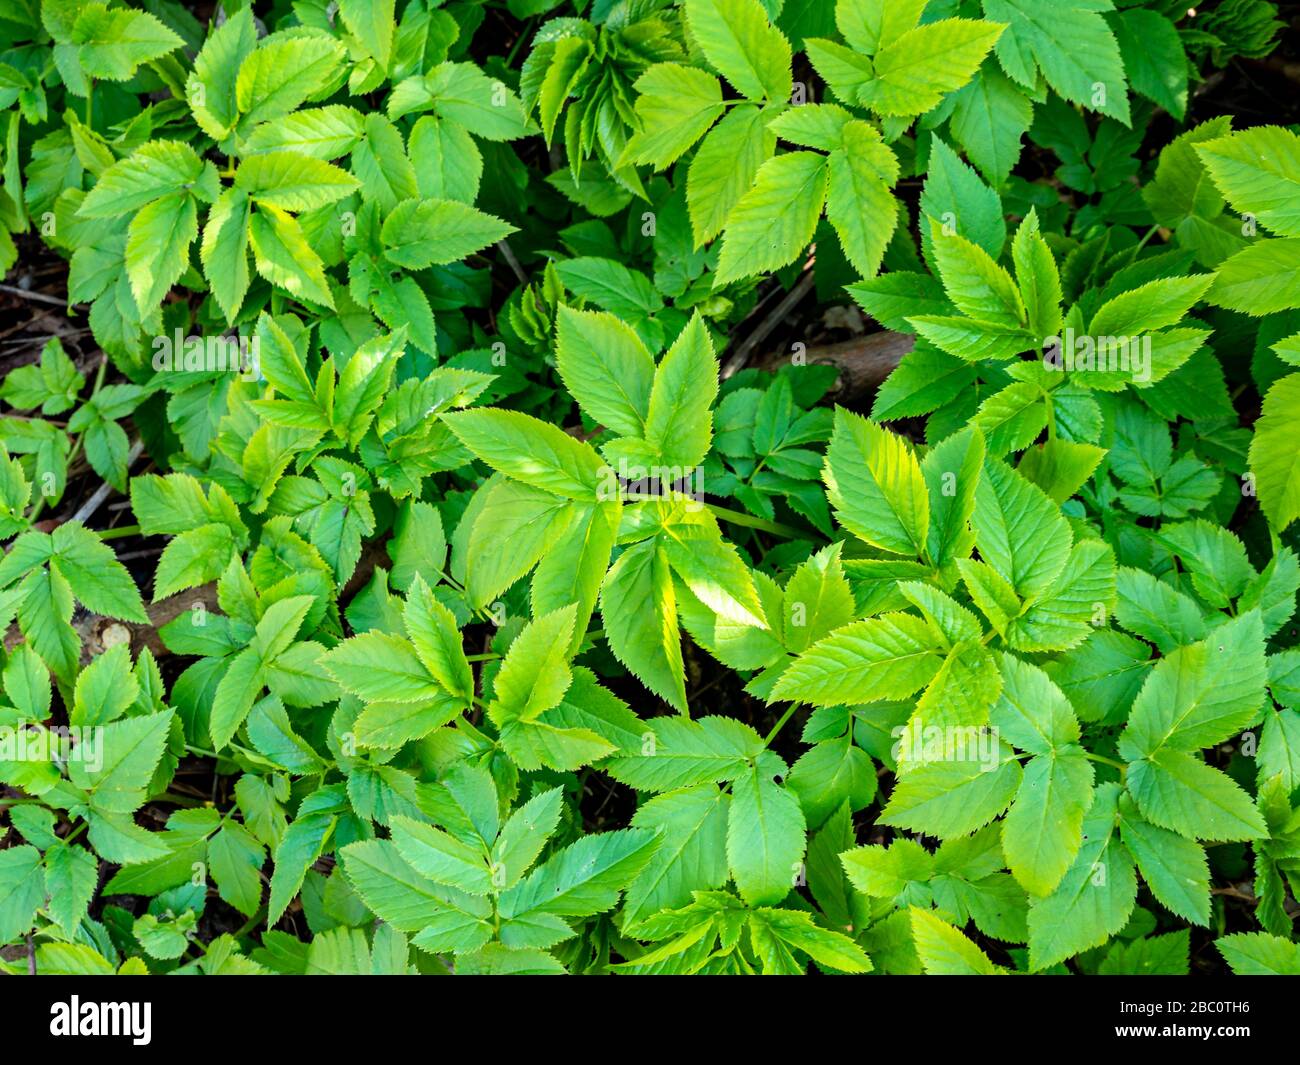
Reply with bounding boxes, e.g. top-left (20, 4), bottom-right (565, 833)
top-left (69, 439), bottom-right (145, 525)
top-left (721, 268), bottom-right (816, 379)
